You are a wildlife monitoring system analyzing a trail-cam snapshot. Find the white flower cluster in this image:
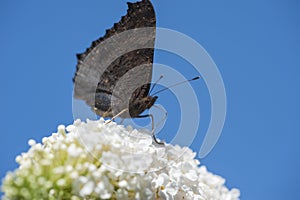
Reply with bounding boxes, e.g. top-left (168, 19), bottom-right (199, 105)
top-left (2, 119), bottom-right (240, 200)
